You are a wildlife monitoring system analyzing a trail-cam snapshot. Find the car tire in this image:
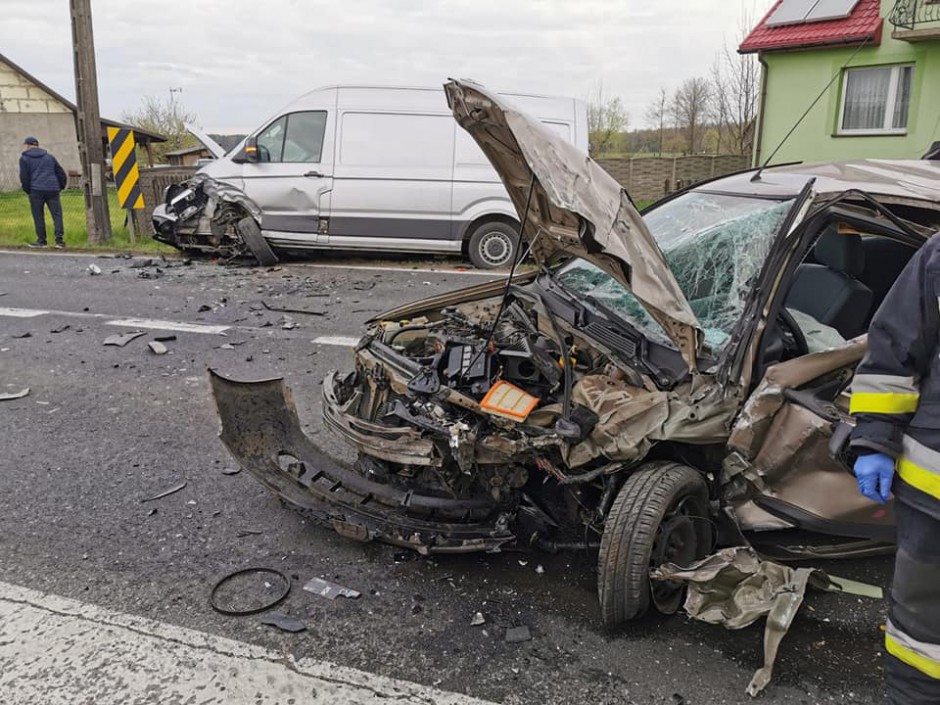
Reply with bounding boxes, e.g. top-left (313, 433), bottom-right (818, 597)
top-left (235, 216), bottom-right (279, 267)
top-left (597, 461), bottom-right (711, 628)
top-left (467, 221), bottom-right (520, 269)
